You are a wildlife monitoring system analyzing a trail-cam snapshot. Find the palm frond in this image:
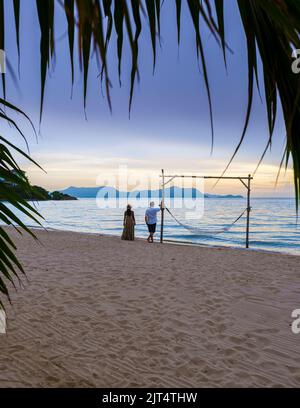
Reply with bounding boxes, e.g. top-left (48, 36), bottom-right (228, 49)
top-left (13, 0), bottom-right (20, 71)
top-left (234, 0), bottom-right (300, 210)
top-left (1, 0), bottom-right (300, 311)
top-left (16, 0), bottom-right (300, 205)
top-left (0, 0), bottom-right (5, 99)
top-left (0, 129), bottom-right (43, 309)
